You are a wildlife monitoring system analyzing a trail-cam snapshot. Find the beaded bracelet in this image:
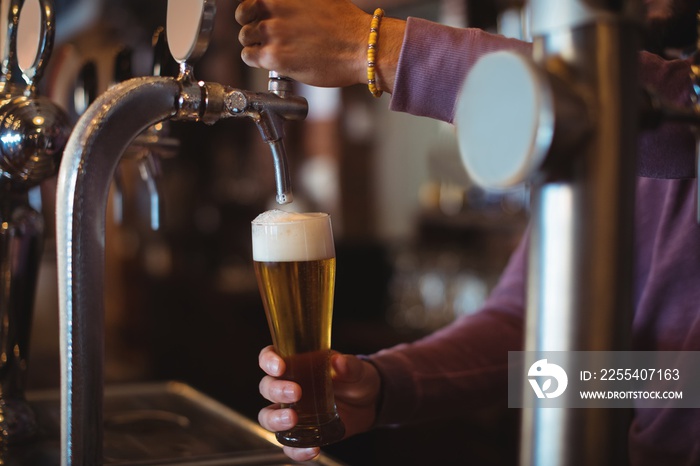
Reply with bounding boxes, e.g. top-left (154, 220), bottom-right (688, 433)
top-left (367, 8), bottom-right (385, 98)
